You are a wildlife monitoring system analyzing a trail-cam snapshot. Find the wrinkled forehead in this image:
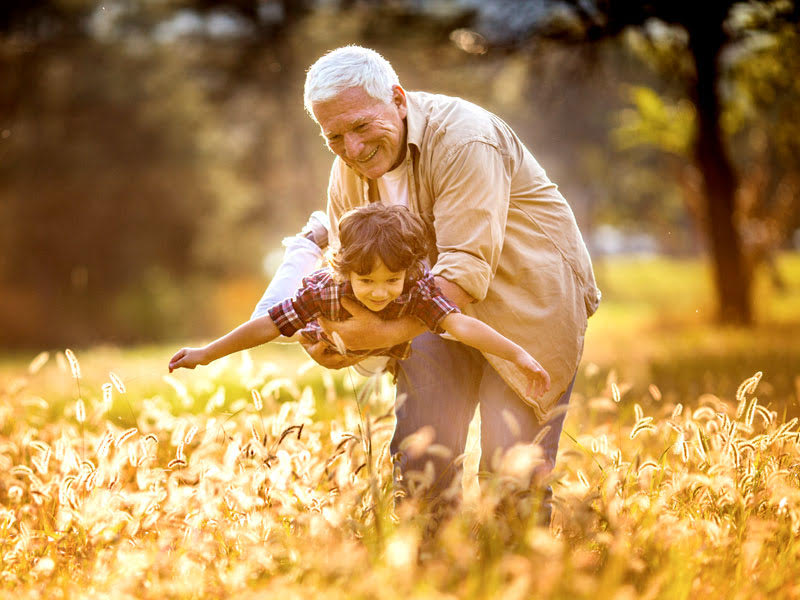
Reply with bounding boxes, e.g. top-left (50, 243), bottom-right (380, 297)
top-left (313, 86), bottom-right (385, 132)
